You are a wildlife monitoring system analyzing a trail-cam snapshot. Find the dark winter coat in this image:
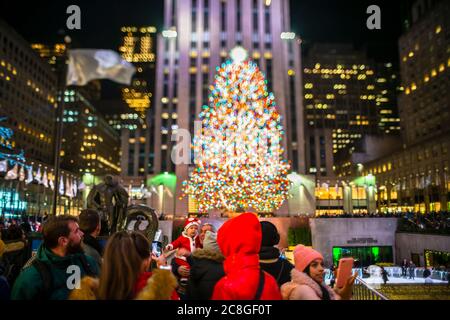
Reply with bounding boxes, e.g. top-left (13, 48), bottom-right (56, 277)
top-left (81, 234), bottom-right (103, 270)
top-left (259, 246), bottom-right (293, 287)
top-left (11, 244), bottom-right (99, 300)
top-left (186, 248), bottom-right (225, 300)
